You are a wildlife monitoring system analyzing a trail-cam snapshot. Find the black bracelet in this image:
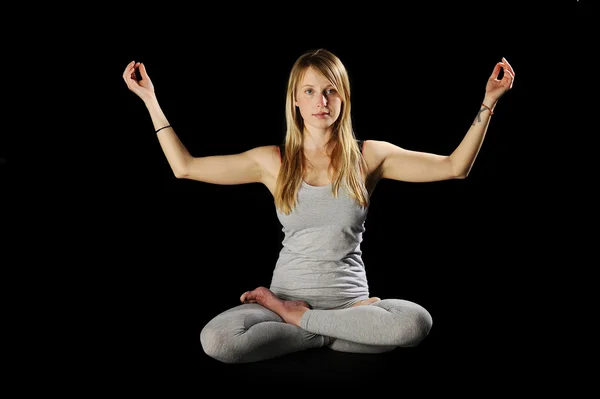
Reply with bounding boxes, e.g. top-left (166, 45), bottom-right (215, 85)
top-left (155, 125), bottom-right (171, 133)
